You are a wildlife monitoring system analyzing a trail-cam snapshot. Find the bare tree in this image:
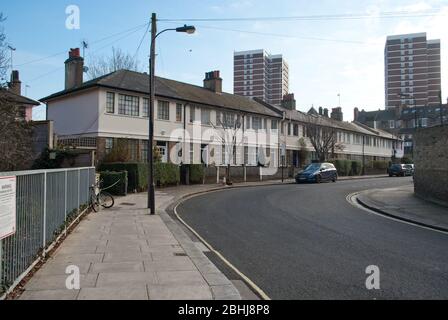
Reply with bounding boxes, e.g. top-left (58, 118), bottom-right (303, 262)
top-left (304, 115), bottom-right (344, 162)
top-left (86, 47), bottom-right (141, 79)
top-left (0, 13), bottom-right (9, 86)
top-left (211, 111), bottom-right (243, 185)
